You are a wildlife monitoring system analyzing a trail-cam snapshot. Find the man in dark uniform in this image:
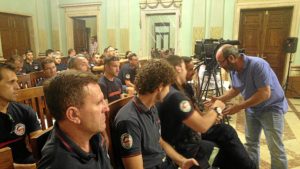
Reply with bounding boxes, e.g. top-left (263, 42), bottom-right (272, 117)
top-left (38, 70), bottom-right (112, 169)
top-left (0, 63), bottom-right (42, 164)
top-left (157, 55), bottom-right (256, 169)
top-left (99, 56), bottom-right (122, 103)
top-left (118, 53), bottom-right (139, 87)
top-left (23, 50), bottom-right (41, 73)
top-left (112, 59), bottom-right (199, 169)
